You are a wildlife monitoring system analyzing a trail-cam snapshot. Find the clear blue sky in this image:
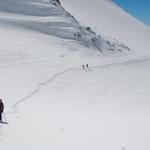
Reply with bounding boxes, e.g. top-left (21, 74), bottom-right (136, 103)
top-left (114, 0), bottom-right (150, 26)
